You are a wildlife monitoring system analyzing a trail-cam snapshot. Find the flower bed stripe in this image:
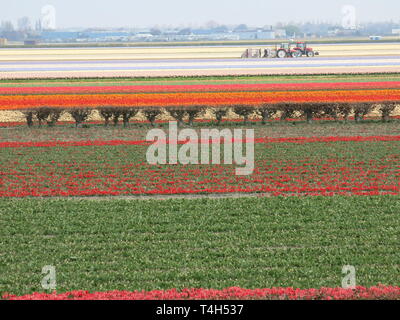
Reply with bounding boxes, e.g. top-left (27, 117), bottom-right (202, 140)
top-left (3, 286), bottom-right (400, 300)
top-left (1, 135), bottom-right (398, 198)
top-left (1, 89), bottom-right (400, 110)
